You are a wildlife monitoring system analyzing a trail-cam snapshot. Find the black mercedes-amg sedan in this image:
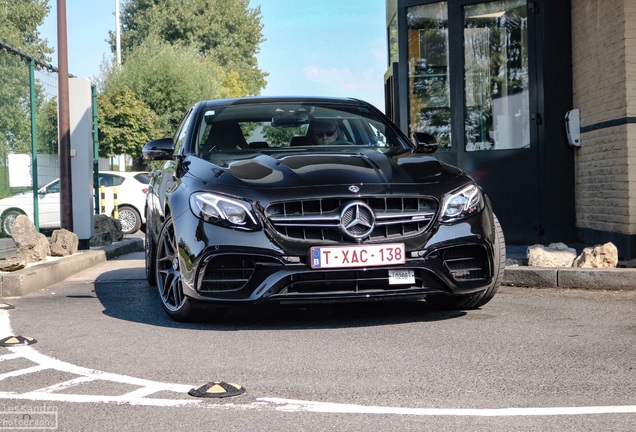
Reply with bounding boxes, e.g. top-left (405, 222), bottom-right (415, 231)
top-left (143, 96), bottom-right (504, 321)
